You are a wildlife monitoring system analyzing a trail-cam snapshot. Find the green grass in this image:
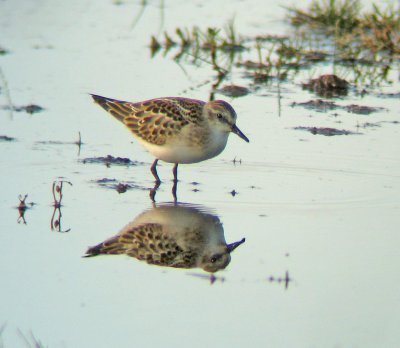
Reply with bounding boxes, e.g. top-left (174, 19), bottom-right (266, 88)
top-left (148, 4), bottom-right (399, 90)
top-left (287, 0), bottom-right (400, 54)
top-left (286, 0), bottom-right (362, 32)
